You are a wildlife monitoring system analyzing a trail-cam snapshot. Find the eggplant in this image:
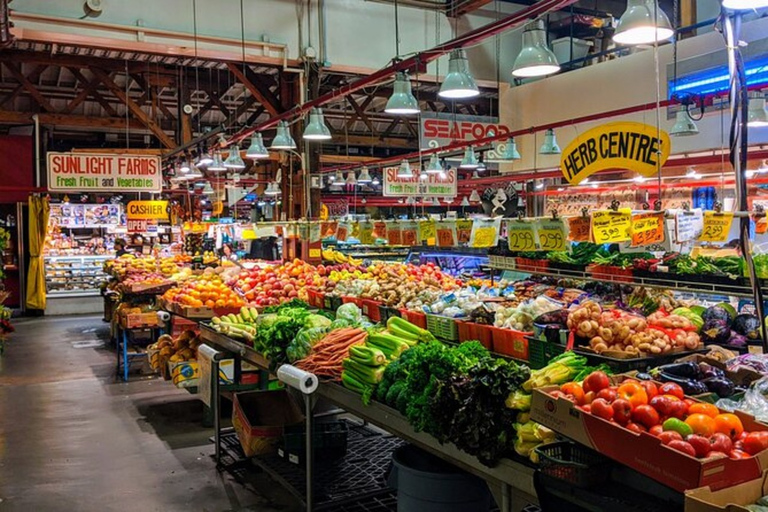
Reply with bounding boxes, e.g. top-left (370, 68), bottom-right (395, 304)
top-left (702, 377), bottom-right (735, 398)
top-left (733, 314), bottom-right (761, 340)
top-left (698, 362), bottom-right (726, 380)
top-left (656, 361), bottom-right (701, 379)
top-left (701, 319), bottom-right (732, 344)
top-left (657, 372), bottom-right (709, 395)
top-left (635, 372), bottom-right (653, 381)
